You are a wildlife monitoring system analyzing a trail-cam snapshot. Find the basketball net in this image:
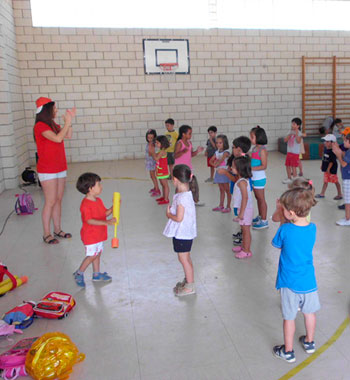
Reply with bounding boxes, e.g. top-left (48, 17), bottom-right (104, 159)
top-left (159, 63), bottom-right (178, 81)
